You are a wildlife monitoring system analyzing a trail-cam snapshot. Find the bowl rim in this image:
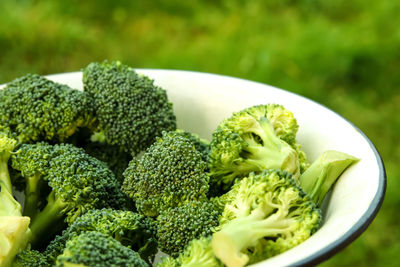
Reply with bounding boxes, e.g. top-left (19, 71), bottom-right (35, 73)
top-left (1, 69), bottom-right (387, 266)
